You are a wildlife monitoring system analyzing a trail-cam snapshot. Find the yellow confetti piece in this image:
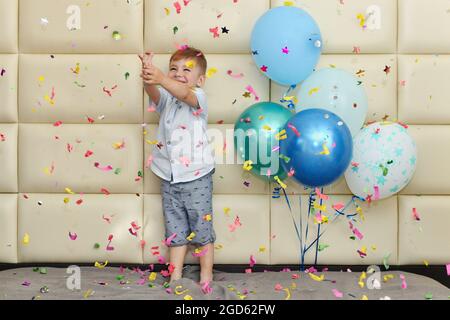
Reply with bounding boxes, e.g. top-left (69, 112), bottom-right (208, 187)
top-left (383, 274), bottom-right (394, 282)
top-left (361, 295), bottom-right (368, 300)
top-left (356, 13), bottom-right (366, 27)
top-left (164, 8), bottom-right (170, 15)
top-left (359, 246), bottom-right (367, 255)
top-left (186, 232), bottom-right (196, 241)
top-left (65, 187), bottom-right (75, 194)
top-left (184, 295), bottom-right (193, 300)
top-left (175, 286), bottom-right (189, 295)
top-left (94, 261), bottom-right (108, 269)
top-left (243, 160), bottom-right (253, 171)
top-left (44, 95), bottom-right (55, 106)
top-left (262, 125), bottom-right (272, 131)
top-left (83, 289), bottom-right (94, 299)
top-left (258, 115), bottom-right (265, 120)
top-left (22, 233), bottom-right (30, 245)
top-left (274, 176), bottom-right (287, 189)
top-left (371, 245), bottom-right (377, 251)
top-left (237, 293), bottom-right (247, 300)
top-left (283, 288), bottom-right (291, 300)
top-left (309, 273), bottom-right (325, 282)
top-left (185, 60), bottom-right (196, 69)
top-left (284, 1), bottom-right (294, 6)
top-left (38, 76), bottom-right (45, 83)
top-left (358, 272), bottom-right (366, 288)
top-left (308, 87), bottom-right (319, 95)
top-left (275, 129), bottom-right (287, 140)
top-left (356, 206), bottom-right (365, 221)
top-left (259, 246), bottom-right (266, 253)
top-left (319, 143), bottom-right (330, 155)
top-left (148, 272), bottom-right (157, 282)
top-left (203, 214), bottom-right (212, 221)
top-left (214, 244), bottom-right (223, 250)
top-left (313, 201), bottom-right (327, 212)
top-left (424, 260), bottom-right (429, 267)
top-left (206, 68), bottom-right (217, 78)
top-left (63, 197), bottom-right (70, 204)
top-left (223, 207), bottom-right (231, 216)
top-left (290, 282), bottom-right (297, 289)
top-left (145, 139), bottom-right (159, 145)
